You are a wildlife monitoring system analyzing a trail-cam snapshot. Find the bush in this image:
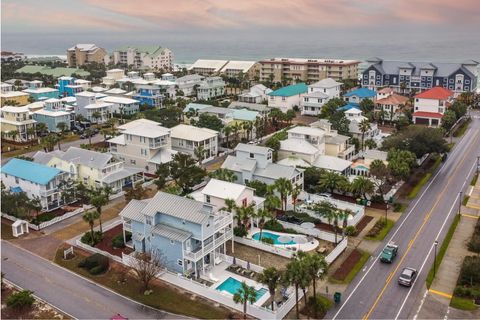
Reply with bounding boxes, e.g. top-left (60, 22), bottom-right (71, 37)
top-left (283, 228), bottom-right (299, 234)
top-left (78, 253), bottom-right (109, 275)
top-left (112, 234), bottom-right (125, 248)
top-left (393, 202), bottom-right (402, 212)
top-left (366, 219), bottom-right (386, 238)
top-left (370, 194), bottom-right (385, 204)
top-left (263, 219), bottom-right (284, 232)
top-left (467, 219), bottom-right (480, 253)
top-left (80, 231), bottom-right (103, 246)
top-left (125, 231), bottom-right (132, 242)
top-left (303, 295), bottom-right (333, 318)
top-left (454, 286), bottom-right (480, 299)
top-left (31, 212), bottom-right (56, 225)
top-left (261, 237), bottom-right (274, 245)
top-left (345, 226), bottom-right (357, 236)
top-left (6, 290), bottom-right (35, 310)
top-left (458, 256), bottom-right (480, 287)
top-left (234, 226), bottom-right (248, 237)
